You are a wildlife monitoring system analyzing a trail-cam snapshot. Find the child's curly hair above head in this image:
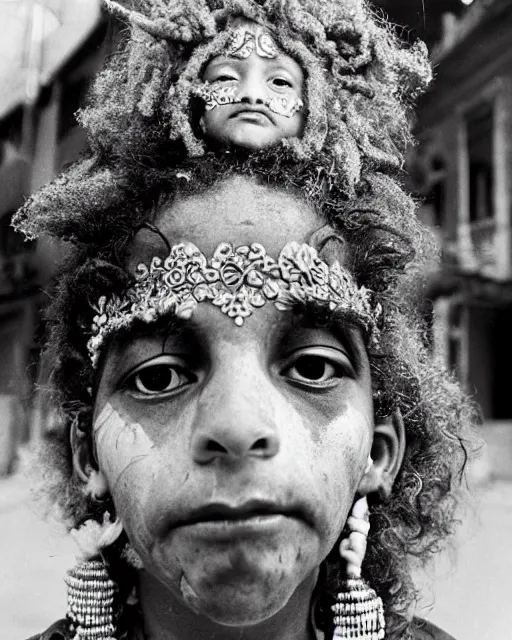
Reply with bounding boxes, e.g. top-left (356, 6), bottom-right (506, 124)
top-left (22, 157), bottom-right (478, 640)
top-left (79, 0), bottom-right (430, 188)
top-left (14, 0), bottom-right (432, 247)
